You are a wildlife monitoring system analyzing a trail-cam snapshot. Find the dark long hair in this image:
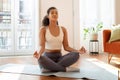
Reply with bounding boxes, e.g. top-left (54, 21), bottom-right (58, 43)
top-left (42, 7), bottom-right (58, 26)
